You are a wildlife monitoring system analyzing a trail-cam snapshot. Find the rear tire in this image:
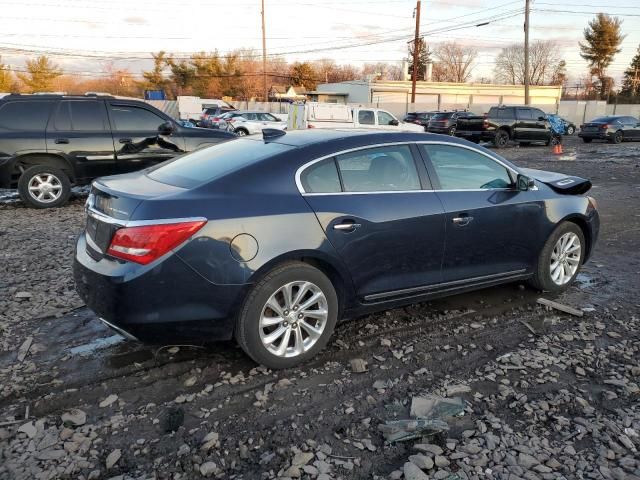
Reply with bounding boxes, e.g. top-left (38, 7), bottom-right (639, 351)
top-left (609, 130), bottom-right (623, 144)
top-left (235, 128), bottom-right (249, 137)
top-left (529, 222), bottom-right (585, 292)
top-left (493, 129), bottom-right (509, 148)
top-left (235, 262), bottom-right (338, 369)
top-left (566, 126), bottom-right (575, 135)
top-left (448, 126), bottom-right (456, 136)
top-left (18, 165), bottom-right (71, 209)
